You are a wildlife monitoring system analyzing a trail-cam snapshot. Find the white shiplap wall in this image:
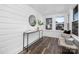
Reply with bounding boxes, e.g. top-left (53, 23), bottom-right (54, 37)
top-left (0, 4), bottom-right (43, 54)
